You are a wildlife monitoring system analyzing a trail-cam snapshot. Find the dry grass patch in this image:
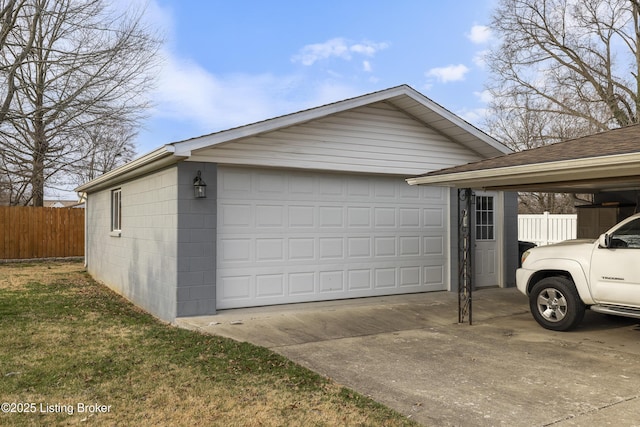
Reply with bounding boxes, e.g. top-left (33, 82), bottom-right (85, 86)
top-left (0, 260), bottom-right (85, 291)
top-left (0, 261), bottom-right (417, 426)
